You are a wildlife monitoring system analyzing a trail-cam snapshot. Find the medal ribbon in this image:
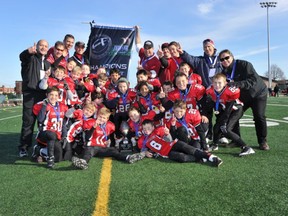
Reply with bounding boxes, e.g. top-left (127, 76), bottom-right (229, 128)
top-left (227, 60), bottom-right (237, 81)
top-left (205, 55), bottom-right (218, 68)
top-left (179, 88), bottom-right (188, 102)
top-left (100, 123), bottom-right (108, 141)
top-left (141, 53), bottom-right (156, 68)
top-left (133, 121), bottom-right (140, 137)
top-left (52, 102), bottom-right (60, 122)
top-left (144, 94), bottom-right (153, 110)
top-left (214, 87), bottom-right (226, 113)
top-left (141, 135), bottom-right (149, 151)
top-left (178, 117), bottom-right (189, 134)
